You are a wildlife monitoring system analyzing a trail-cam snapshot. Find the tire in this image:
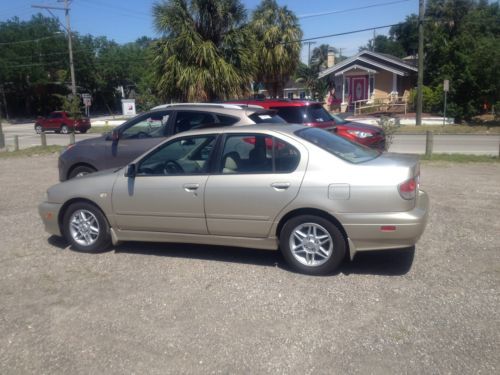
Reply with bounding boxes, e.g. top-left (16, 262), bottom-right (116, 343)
top-left (63, 202), bottom-right (111, 253)
top-left (60, 125), bottom-right (69, 134)
top-left (35, 124), bottom-right (43, 134)
top-left (80, 129), bottom-right (88, 134)
top-left (68, 165), bottom-right (96, 179)
top-left (279, 215), bottom-right (346, 275)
